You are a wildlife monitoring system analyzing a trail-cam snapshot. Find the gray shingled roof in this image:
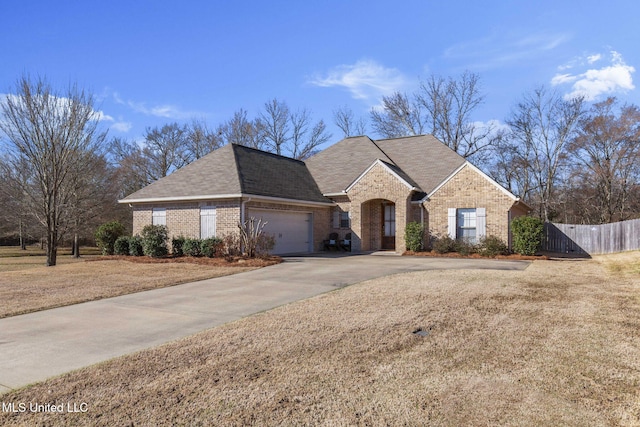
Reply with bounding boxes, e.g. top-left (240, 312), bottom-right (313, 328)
top-left (304, 136), bottom-right (394, 194)
top-left (233, 144), bottom-right (330, 203)
top-left (121, 143), bottom-right (241, 201)
top-left (305, 134), bottom-right (465, 195)
top-left (121, 144), bottom-right (330, 204)
top-left (375, 135), bottom-right (466, 194)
